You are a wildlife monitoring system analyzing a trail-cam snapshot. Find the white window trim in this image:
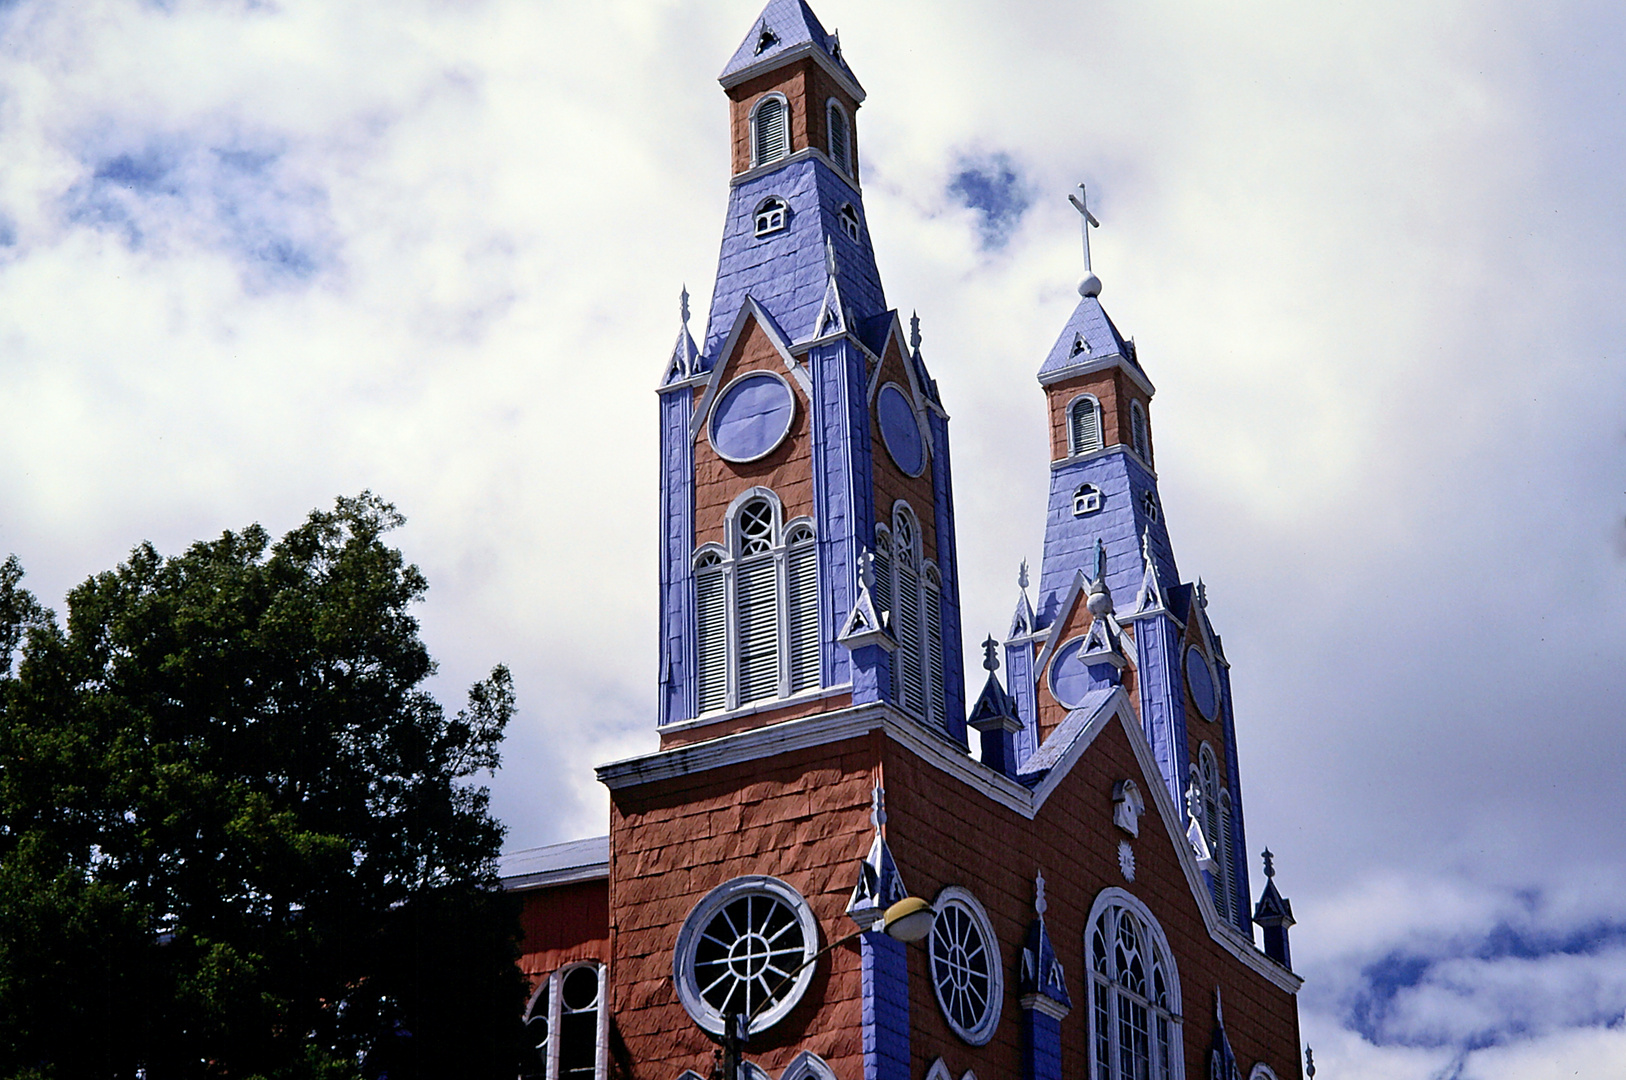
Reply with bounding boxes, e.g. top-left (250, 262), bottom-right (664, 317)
top-left (753, 195), bottom-right (790, 238)
top-left (672, 875), bottom-right (819, 1036)
top-left (1073, 482), bottom-right (1103, 516)
top-left (523, 961), bottom-right (607, 1080)
top-left (838, 202), bottom-right (861, 242)
top-left (928, 885), bottom-right (1003, 1045)
top-left (881, 502), bottom-right (945, 728)
top-left (749, 92), bottom-right (791, 168)
top-left (1129, 399), bottom-right (1151, 465)
top-left (1197, 744), bottom-right (1234, 925)
top-left (1066, 393), bottom-right (1104, 456)
top-left (1247, 1065), bottom-right (1281, 1080)
top-left (1085, 888), bottom-right (1186, 1080)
